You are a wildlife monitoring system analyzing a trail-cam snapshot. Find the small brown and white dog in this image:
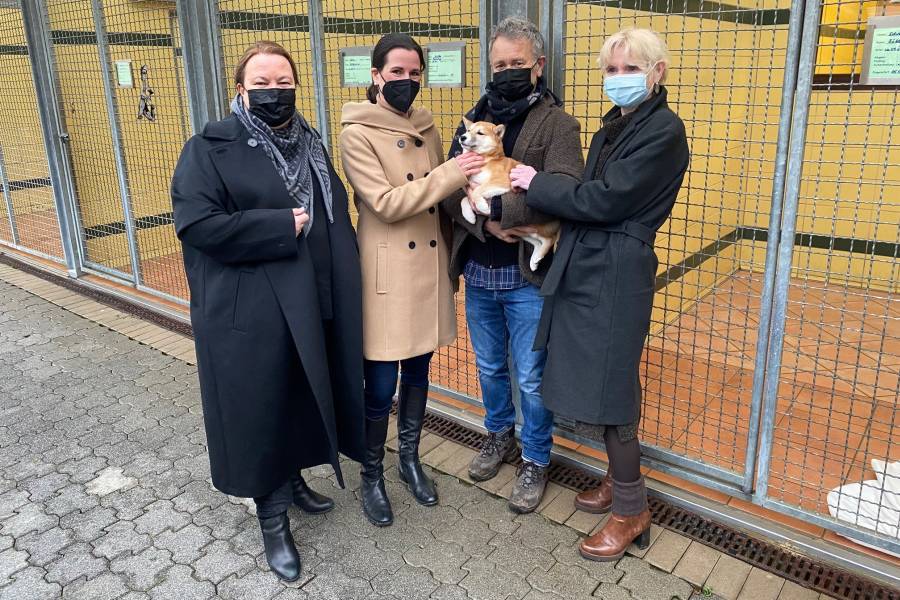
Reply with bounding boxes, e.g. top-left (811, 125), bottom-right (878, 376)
top-left (458, 118), bottom-right (559, 271)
